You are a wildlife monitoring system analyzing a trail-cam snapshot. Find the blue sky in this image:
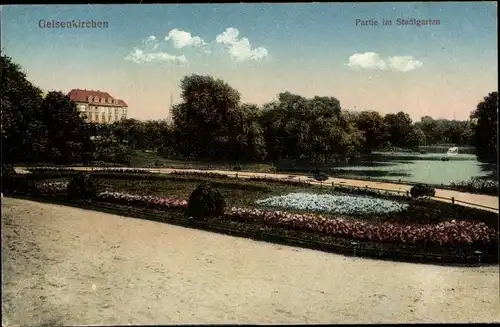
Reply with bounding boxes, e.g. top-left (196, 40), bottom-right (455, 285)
top-left (1, 3), bottom-right (497, 121)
